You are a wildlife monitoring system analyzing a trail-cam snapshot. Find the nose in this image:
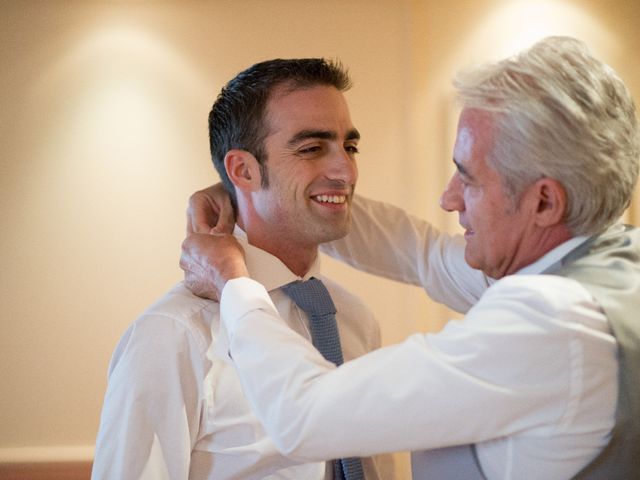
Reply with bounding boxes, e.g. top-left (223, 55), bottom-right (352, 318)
top-left (439, 172), bottom-right (464, 212)
top-left (326, 148), bottom-right (358, 185)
